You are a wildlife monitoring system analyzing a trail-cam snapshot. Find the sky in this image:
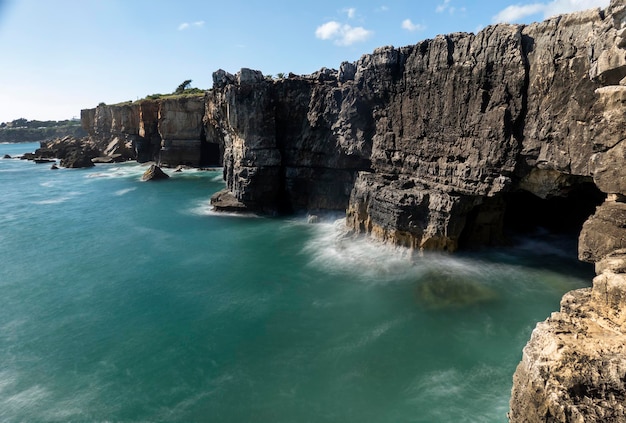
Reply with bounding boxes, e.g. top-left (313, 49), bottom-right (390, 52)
top-left (0, 0), bottom-right (611, 122)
